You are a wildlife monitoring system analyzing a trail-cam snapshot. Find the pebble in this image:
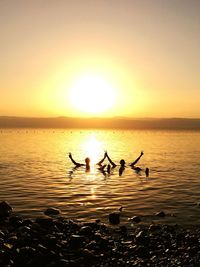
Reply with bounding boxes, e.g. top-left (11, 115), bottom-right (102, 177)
top-left (108, 212), bottom-right (120, 225)
top-left (44, 207), bottom-right (61, 216)
top-left (0, 201), bottom-right (12, 217)
top-left (155, 211), bottom-right (166, 217)
top-left (129, 216), bottom-right (141, 223)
